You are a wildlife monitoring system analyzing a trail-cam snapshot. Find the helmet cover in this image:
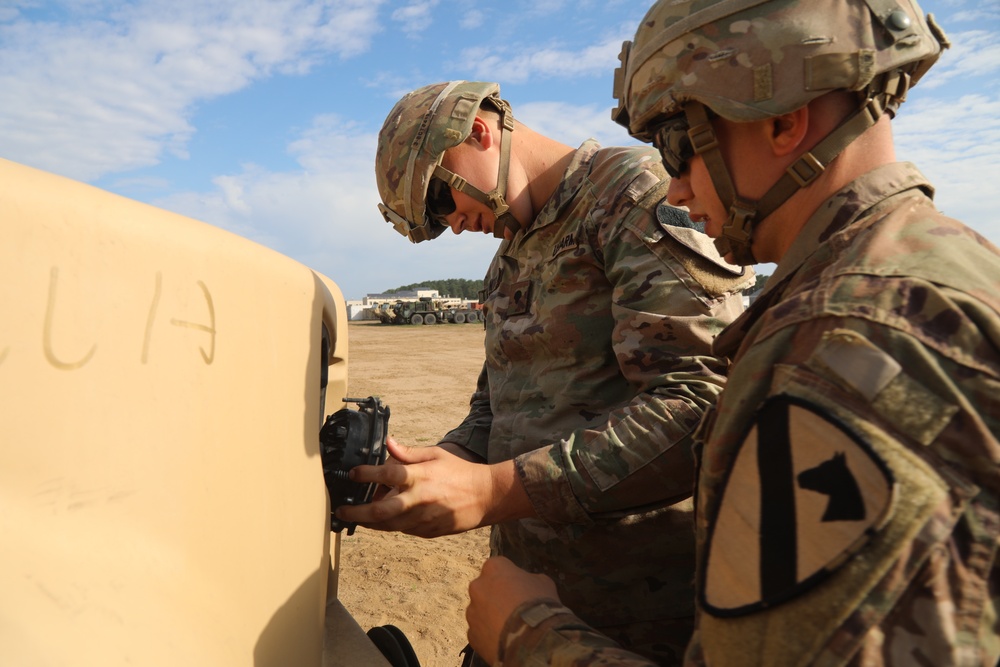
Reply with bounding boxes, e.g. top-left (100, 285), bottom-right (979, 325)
top-left (613, 0), bottom-right (948, 140)
top-left (375, 81), bottom-right (505, 243)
